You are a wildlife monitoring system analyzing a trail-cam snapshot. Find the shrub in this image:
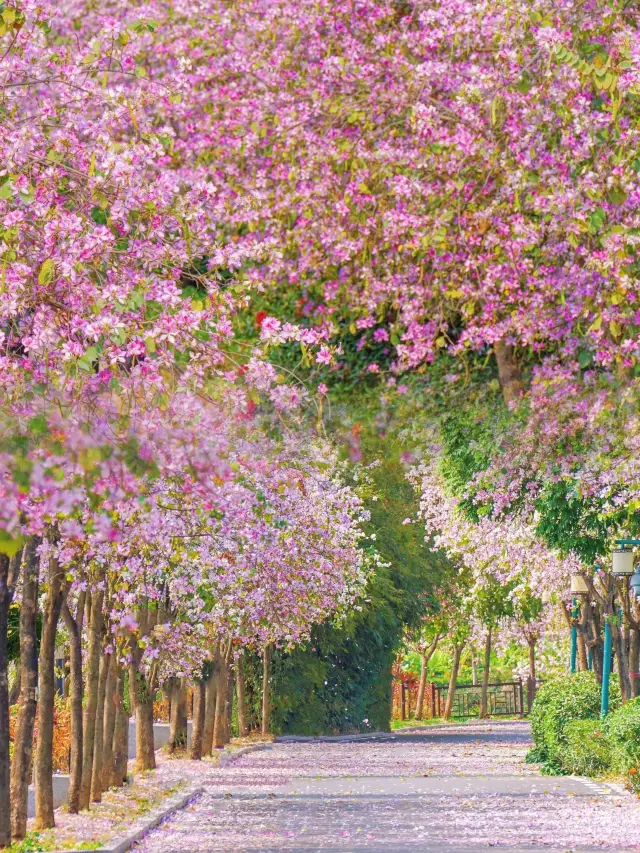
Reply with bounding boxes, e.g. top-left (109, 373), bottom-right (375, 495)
top-left (528, 671), bottom-right (620, 773)
top-left (557, 720), bottom-right (611, 776)
top-left (606, 696), bottom-right (640, 773)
